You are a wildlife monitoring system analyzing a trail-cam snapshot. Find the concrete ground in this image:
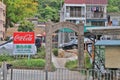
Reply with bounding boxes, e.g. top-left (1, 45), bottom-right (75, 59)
top-left (52, 49), bottom-right (78, 68)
